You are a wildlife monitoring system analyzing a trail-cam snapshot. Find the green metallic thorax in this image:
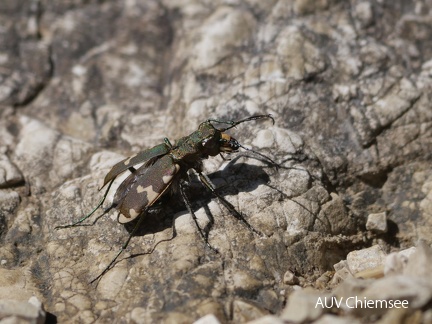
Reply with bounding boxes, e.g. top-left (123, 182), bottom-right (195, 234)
top-left (170, 122), bottom-right (222, 162)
